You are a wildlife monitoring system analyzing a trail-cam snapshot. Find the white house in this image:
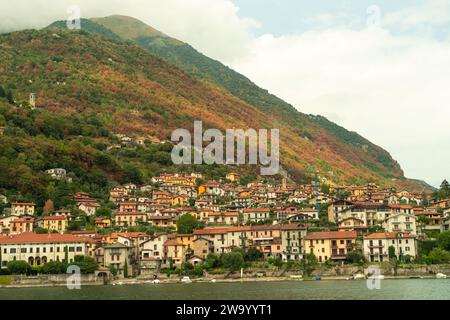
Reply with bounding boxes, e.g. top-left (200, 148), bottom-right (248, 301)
top-left (383, 212), bottom-right (417, 235)
top-left (363, 232), bottom-right (417, 262)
